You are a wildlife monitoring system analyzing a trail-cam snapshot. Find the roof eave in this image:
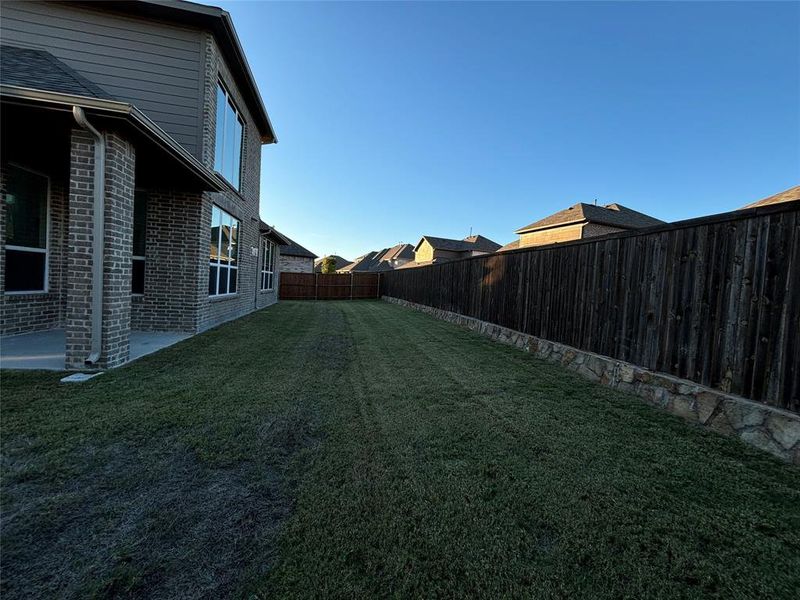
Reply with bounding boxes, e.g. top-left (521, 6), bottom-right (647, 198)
top-left (78, 1), bottom-right (277, 144)
top-left (0, 84), bottom-right (224, 192)
top-left (514, 218), bottom-right (588, 235)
